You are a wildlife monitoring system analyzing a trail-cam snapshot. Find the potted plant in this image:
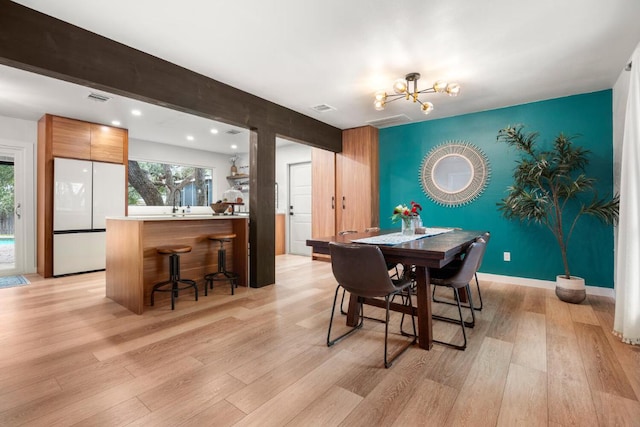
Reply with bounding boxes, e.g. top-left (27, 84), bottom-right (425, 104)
top-left (496, 125), bottom-right (619, 303)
